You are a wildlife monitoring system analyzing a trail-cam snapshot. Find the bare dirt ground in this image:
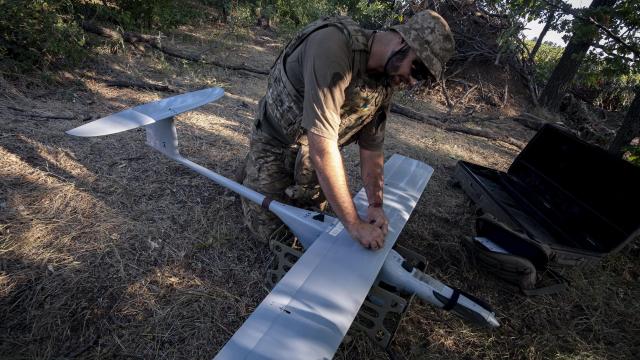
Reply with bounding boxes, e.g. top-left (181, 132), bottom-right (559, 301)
top-left (1, 22), bottom-right (639, 360)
